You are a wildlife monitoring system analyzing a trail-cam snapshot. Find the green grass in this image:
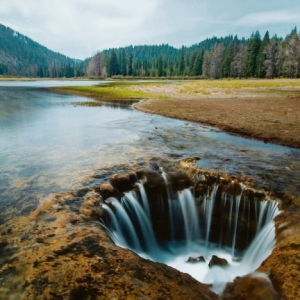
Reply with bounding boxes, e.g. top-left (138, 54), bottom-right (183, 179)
top-left (51, 79), bottom-right (300, 103)
top-left (51, 81), bottom-right (169, 101)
